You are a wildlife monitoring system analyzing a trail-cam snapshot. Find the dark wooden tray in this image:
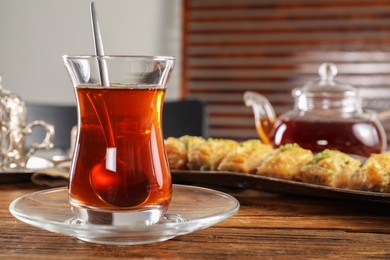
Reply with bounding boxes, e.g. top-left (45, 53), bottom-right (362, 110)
top-left (3, 169), bottom-right (389, 204)
top-left (172, 170), bottom-right (390, 204)
top-left (0, 171), bottom-right (33, 184)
